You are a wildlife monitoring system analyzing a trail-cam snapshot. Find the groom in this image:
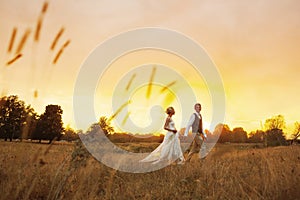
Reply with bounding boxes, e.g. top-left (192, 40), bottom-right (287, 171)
top-left (183, 103), bottom-right (207, 162)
